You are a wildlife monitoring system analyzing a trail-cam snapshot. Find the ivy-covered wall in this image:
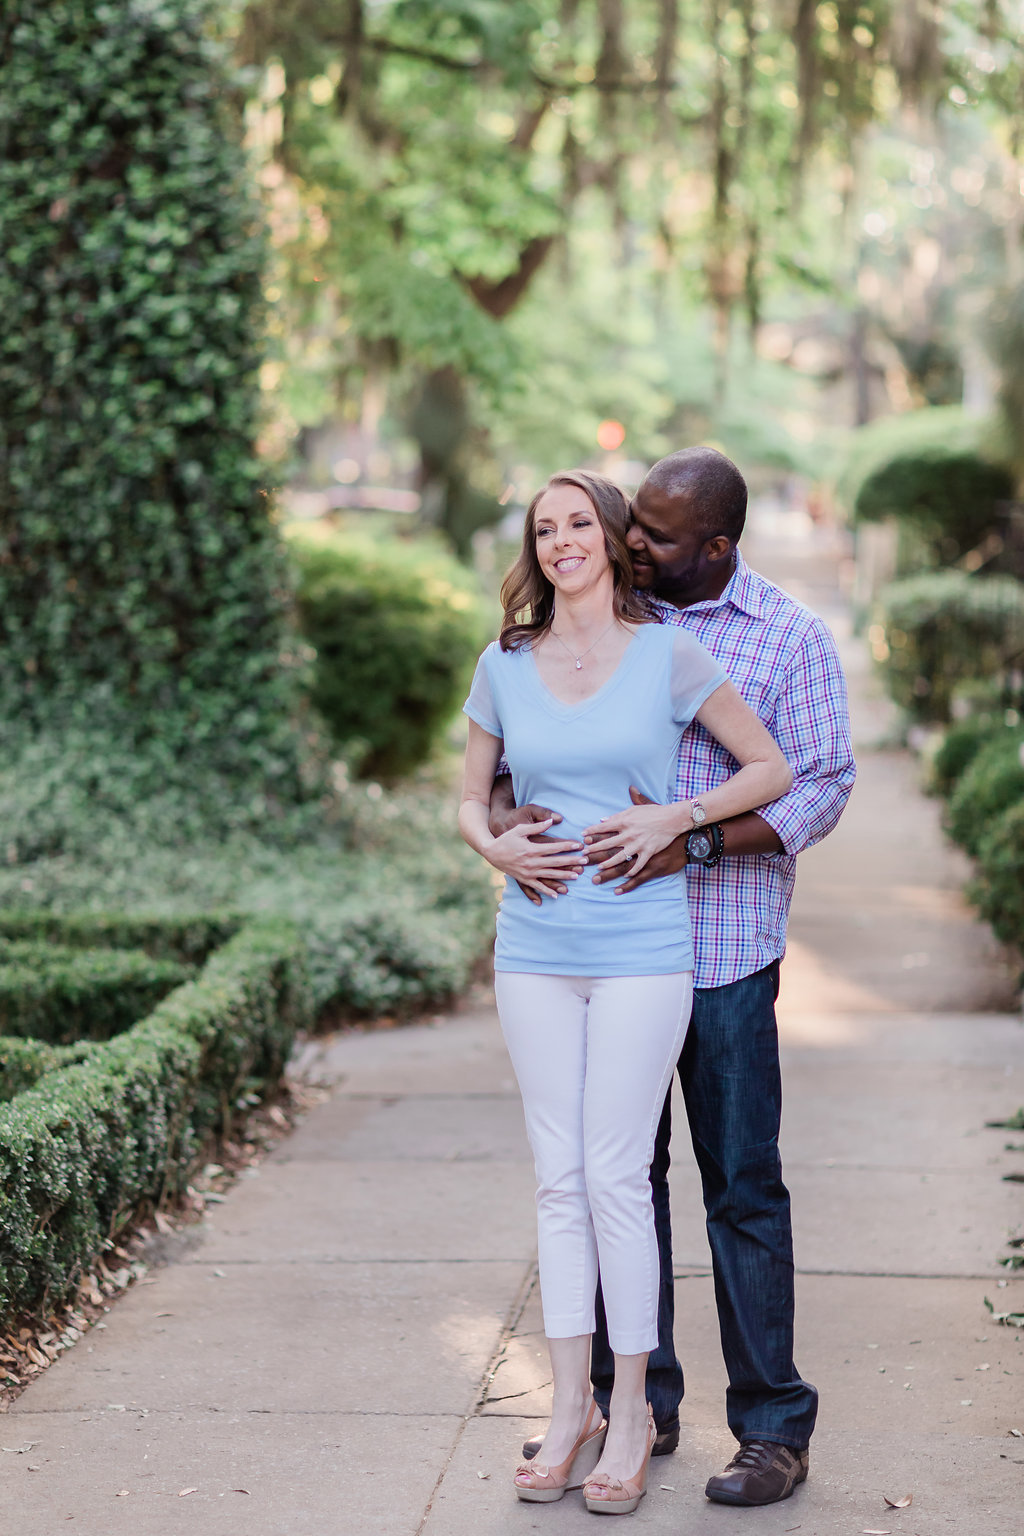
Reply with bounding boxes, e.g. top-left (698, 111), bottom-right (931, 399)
top-left (0, 0), bottom-right (299, 789)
